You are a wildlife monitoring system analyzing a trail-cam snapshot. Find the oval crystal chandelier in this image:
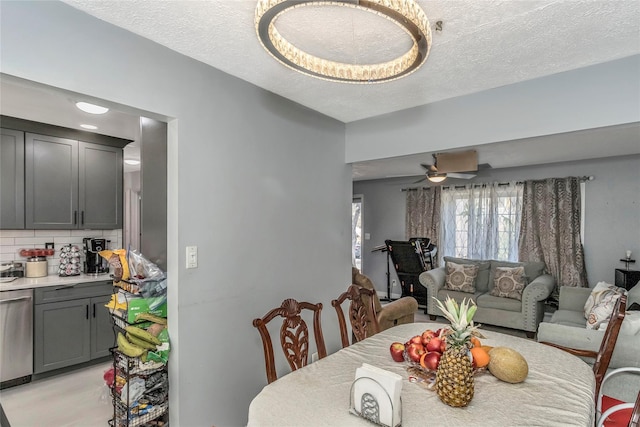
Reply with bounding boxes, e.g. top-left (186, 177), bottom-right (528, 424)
top-left (255, 0), bottom-right (432, 84)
